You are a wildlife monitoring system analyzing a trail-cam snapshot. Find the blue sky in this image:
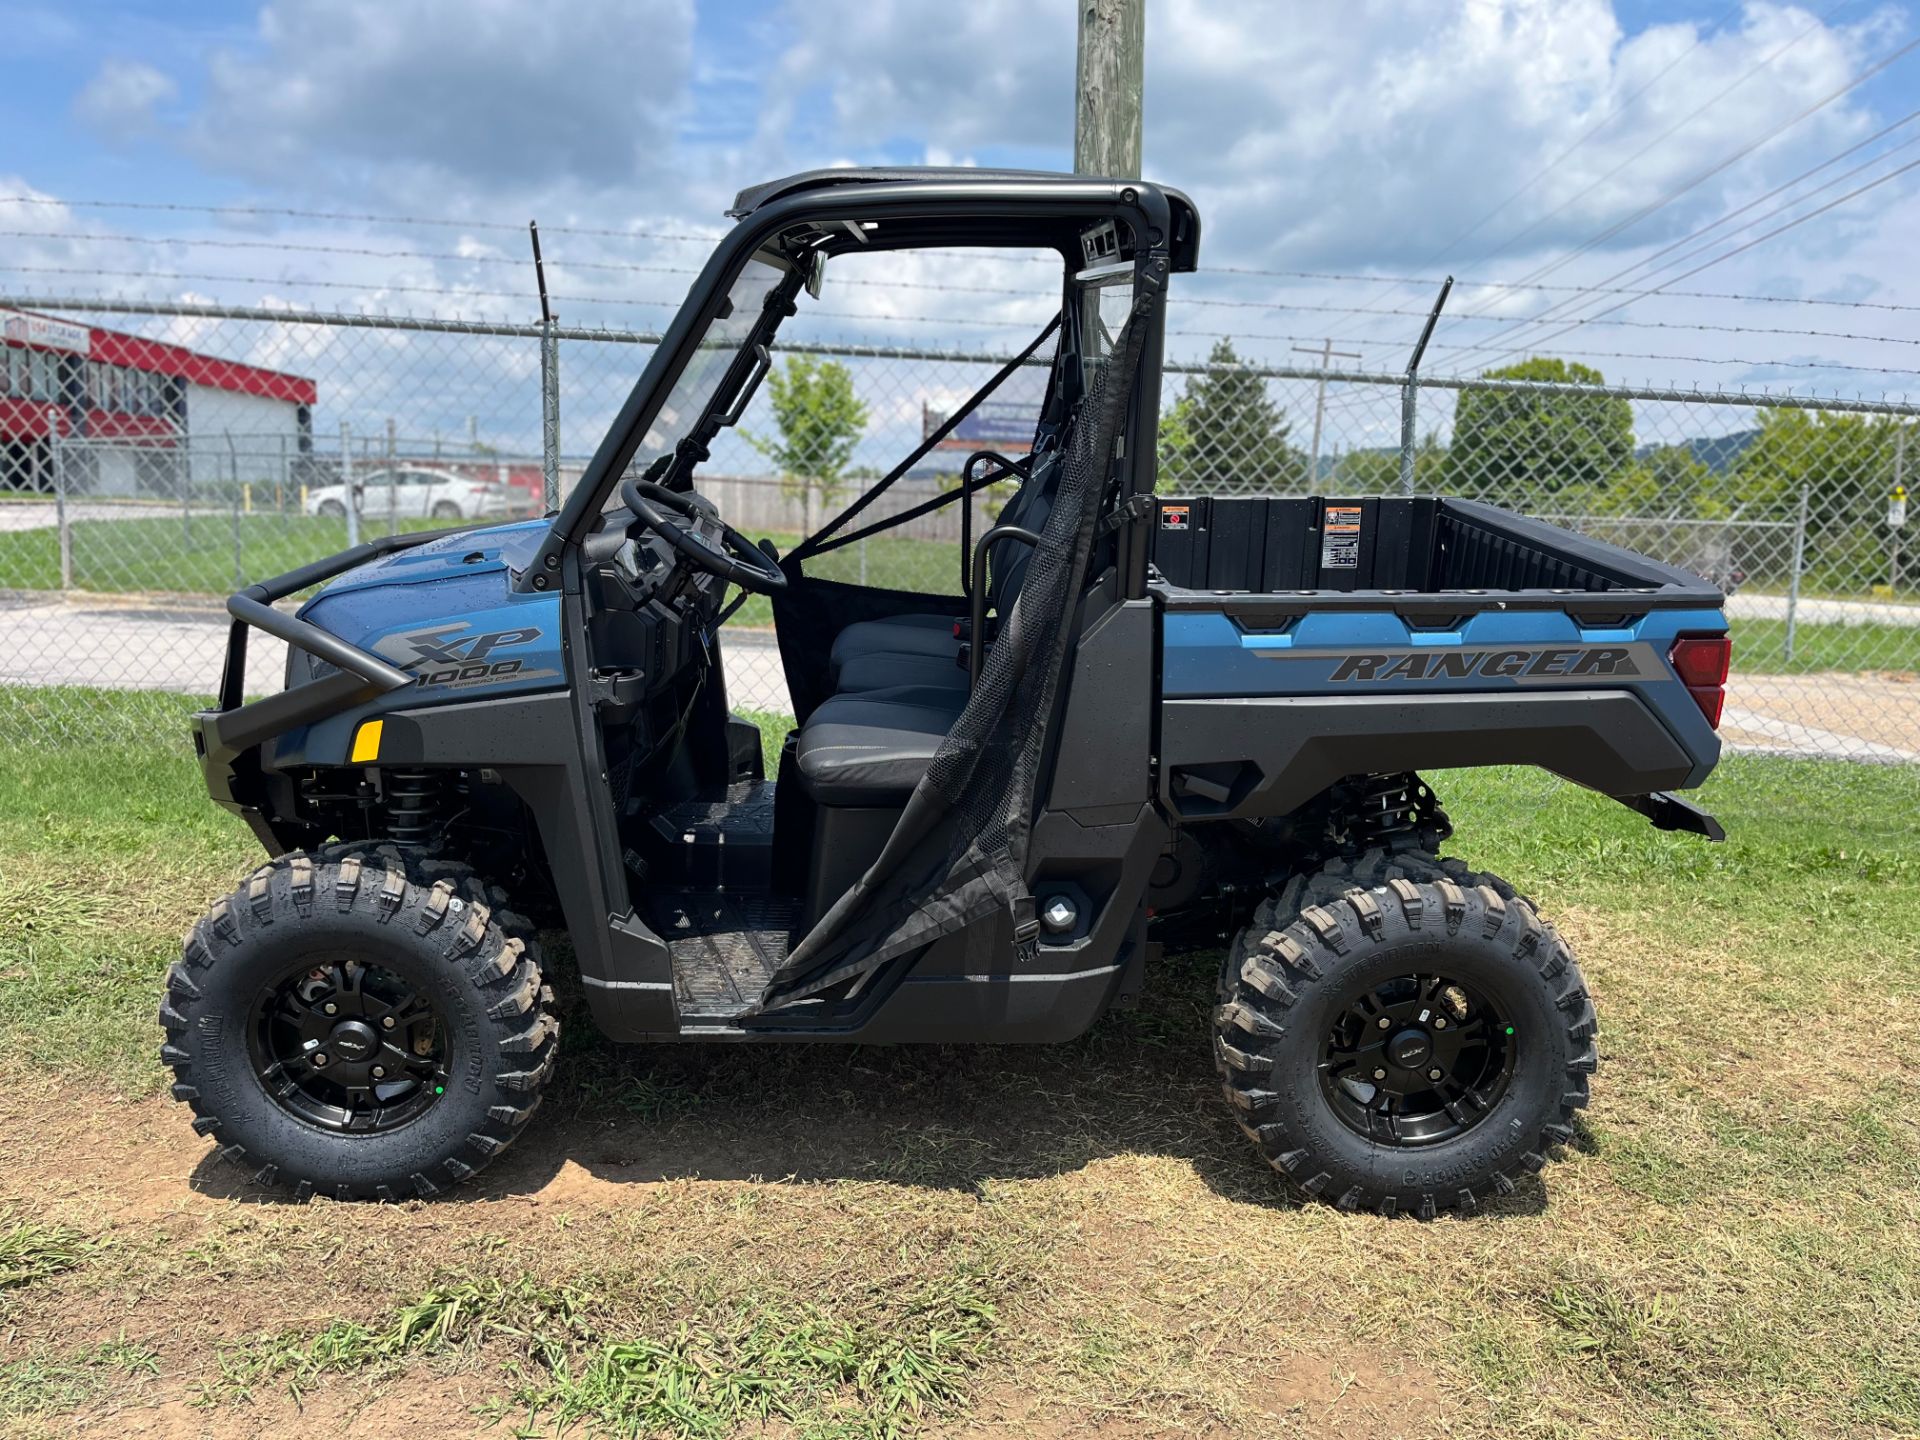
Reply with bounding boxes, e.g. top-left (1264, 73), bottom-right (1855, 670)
top-left (4, 0), bottom-right (1918, 430)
